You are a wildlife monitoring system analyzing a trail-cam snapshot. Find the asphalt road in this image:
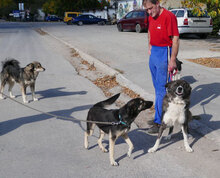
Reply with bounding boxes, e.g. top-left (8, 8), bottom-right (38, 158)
top-left (0, 22), bottom-right (219, 178)
top-left (41, 22), bottom-right (220, 143)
